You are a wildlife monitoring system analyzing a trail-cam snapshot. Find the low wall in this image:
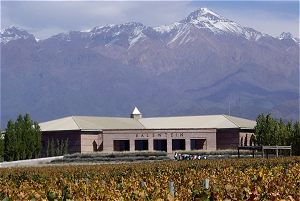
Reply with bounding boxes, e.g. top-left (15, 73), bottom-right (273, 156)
top-left (0, 156), bottom-right (64, 168)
